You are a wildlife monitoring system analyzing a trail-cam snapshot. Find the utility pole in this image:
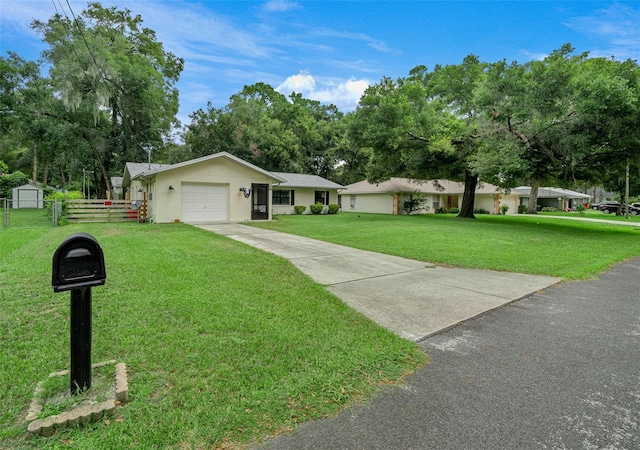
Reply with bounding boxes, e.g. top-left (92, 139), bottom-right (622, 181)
top-left (625, 159), bottom-right (630, 219)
